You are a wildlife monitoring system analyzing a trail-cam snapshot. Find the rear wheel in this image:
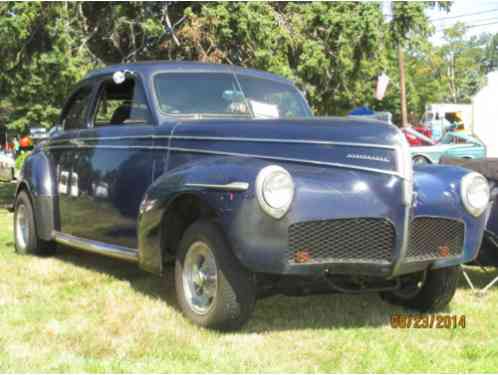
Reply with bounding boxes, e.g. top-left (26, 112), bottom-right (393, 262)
top-left (380, 266), bottom-right (460, 311)
top-left (175, 220), bottom-right (255, 331)
top-left (14, 191), bottom-right (55, 255)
